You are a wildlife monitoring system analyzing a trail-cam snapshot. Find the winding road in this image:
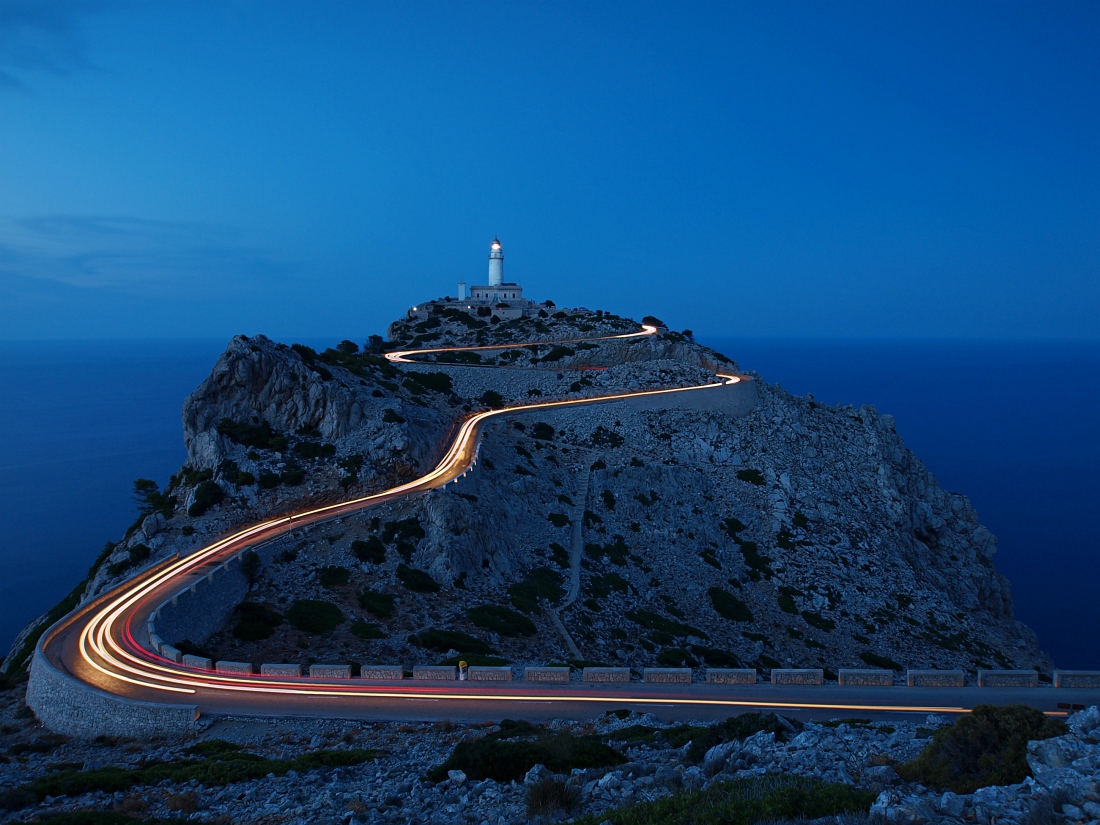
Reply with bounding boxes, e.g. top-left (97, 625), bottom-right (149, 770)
top-left (30, 323), bottom-right (1094, 731)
